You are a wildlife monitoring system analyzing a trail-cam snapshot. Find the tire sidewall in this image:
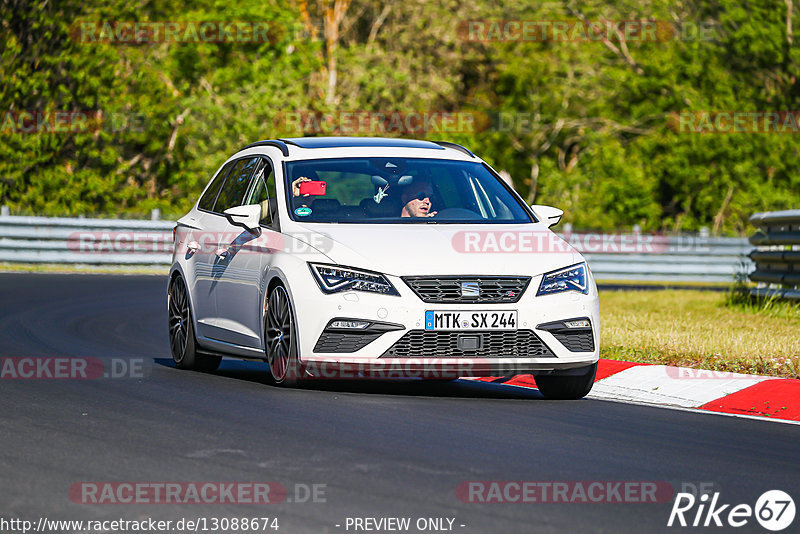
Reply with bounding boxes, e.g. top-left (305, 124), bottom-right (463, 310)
top-left (266, 285), bottom-right (300, 386)
top-left (170, 276), bottom-right (197, 369)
